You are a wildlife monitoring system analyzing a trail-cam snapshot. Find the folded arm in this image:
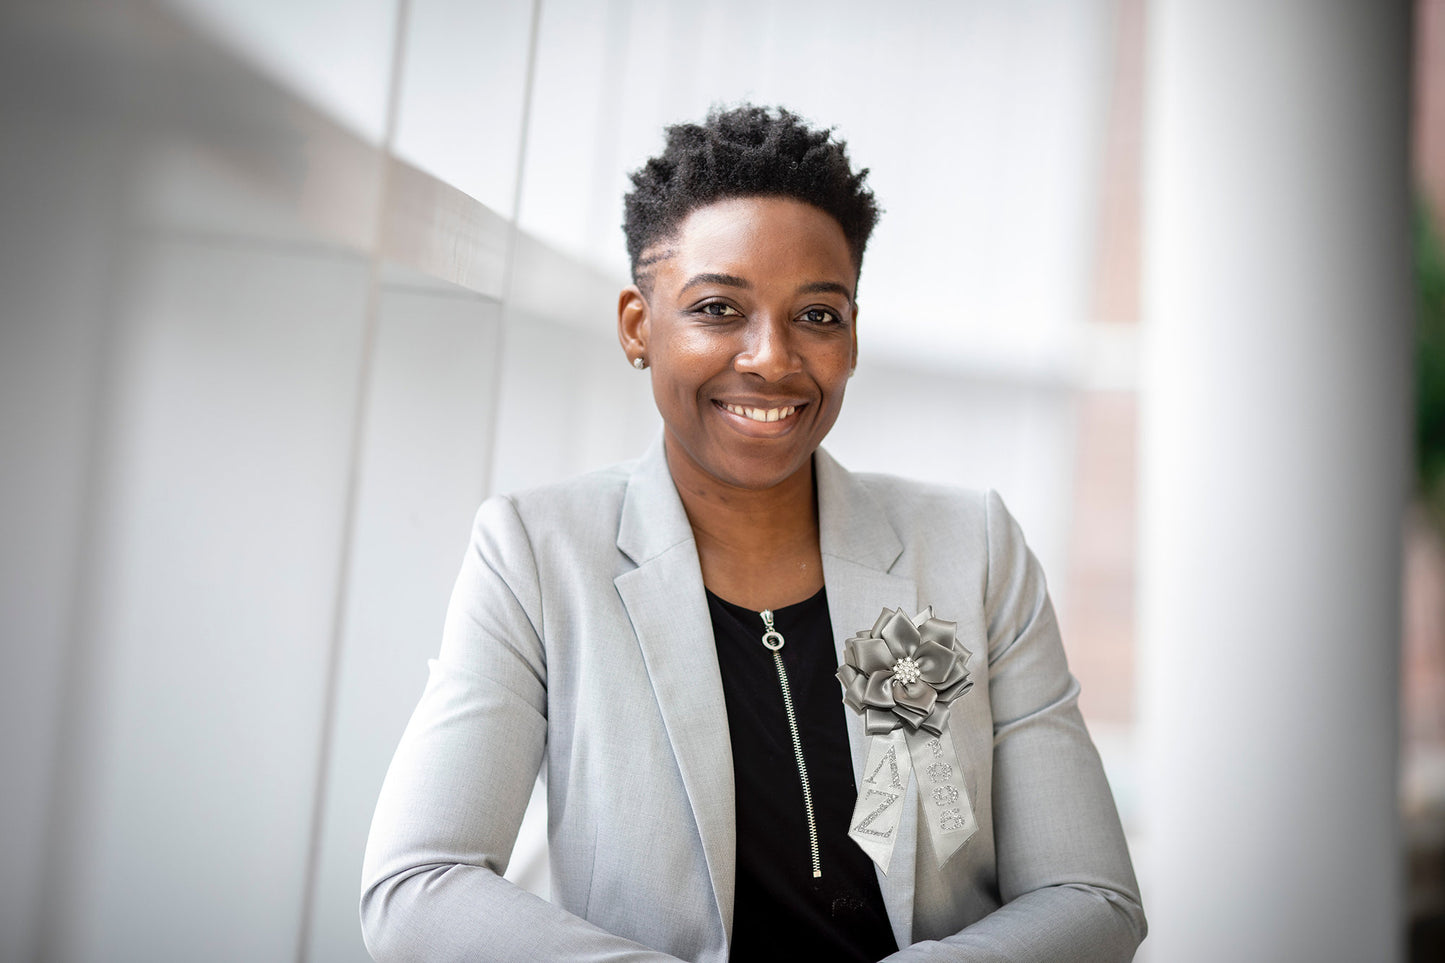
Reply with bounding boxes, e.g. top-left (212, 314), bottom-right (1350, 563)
top-left (360, 496), bottom-right (685, 963)
top-left (885, 490), bottom-right (1146, 961)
